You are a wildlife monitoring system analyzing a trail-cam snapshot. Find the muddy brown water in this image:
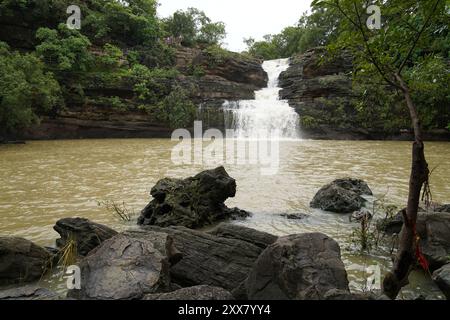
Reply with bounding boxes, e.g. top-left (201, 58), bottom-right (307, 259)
top-left (0, 139), bottom-right (449, 299)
